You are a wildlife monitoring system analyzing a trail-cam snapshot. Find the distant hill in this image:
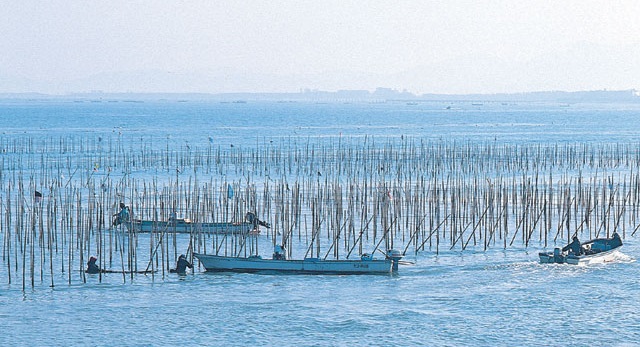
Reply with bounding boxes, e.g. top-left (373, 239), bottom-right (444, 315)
top-left (417, 90), bottom-right (640, 103)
